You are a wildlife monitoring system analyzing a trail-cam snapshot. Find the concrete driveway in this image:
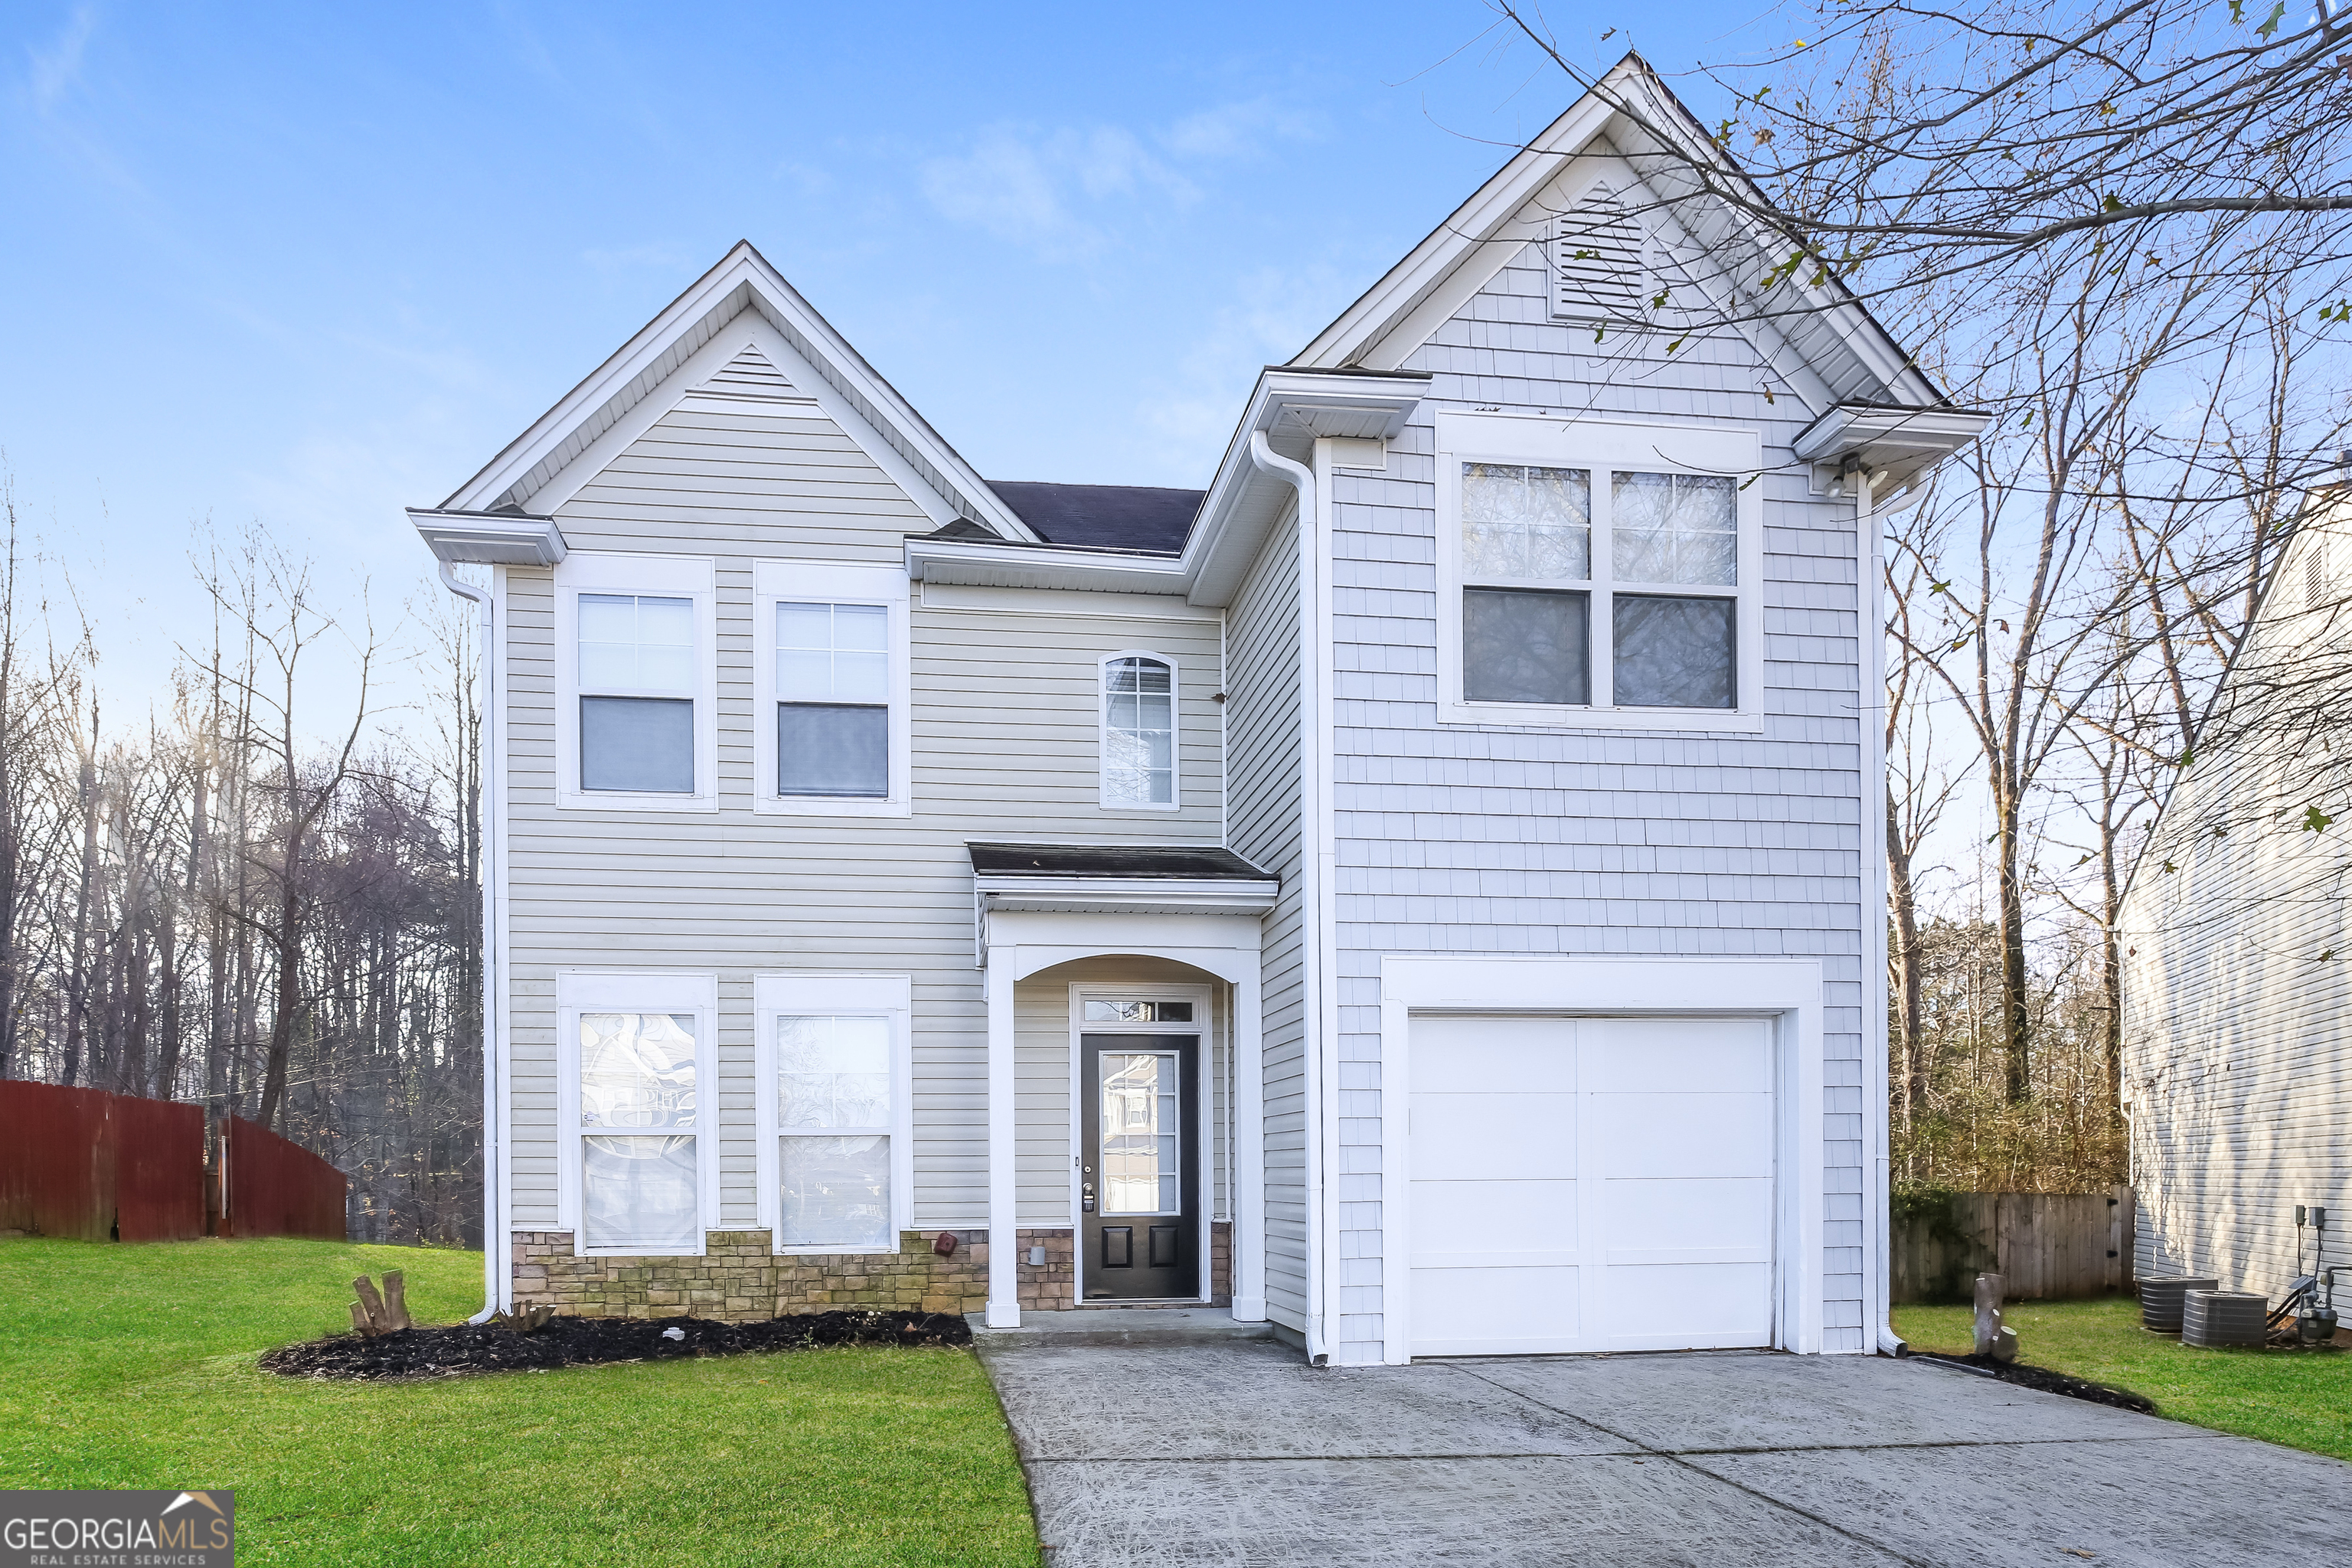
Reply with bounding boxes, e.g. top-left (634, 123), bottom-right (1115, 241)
top-left (974, 1326), bottom-right (2352, 1566)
